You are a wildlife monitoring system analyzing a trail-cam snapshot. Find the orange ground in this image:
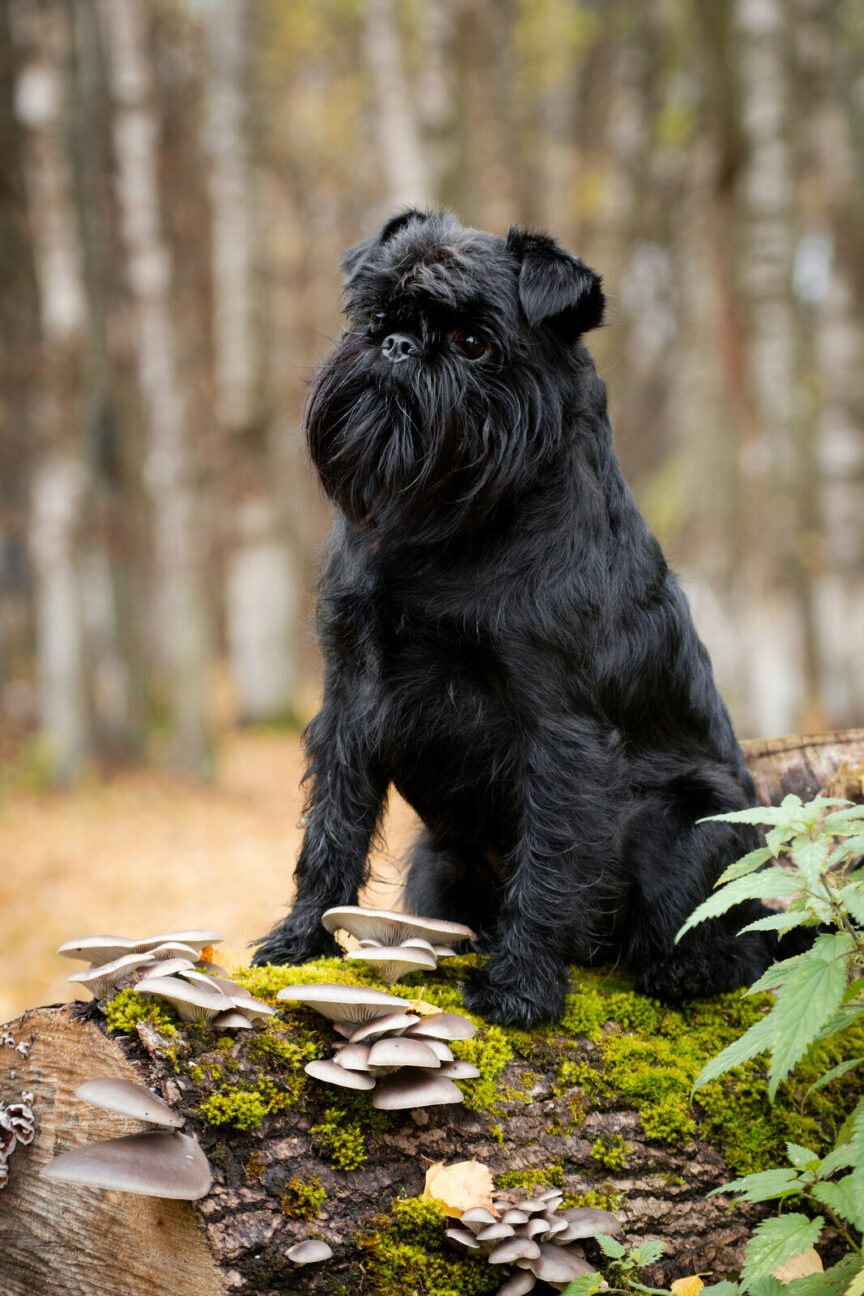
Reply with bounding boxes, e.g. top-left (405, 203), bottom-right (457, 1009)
top-left (0, 731), bottom-right (419, 1023)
